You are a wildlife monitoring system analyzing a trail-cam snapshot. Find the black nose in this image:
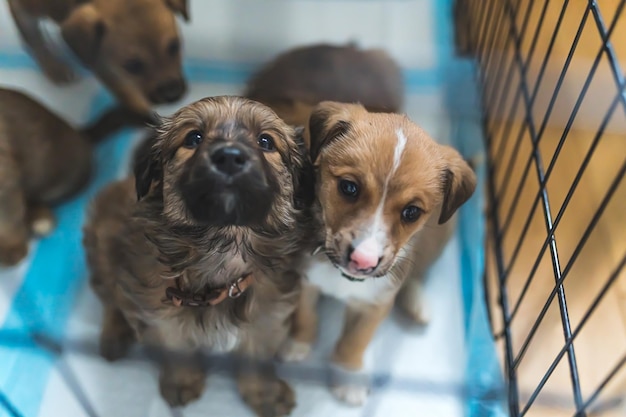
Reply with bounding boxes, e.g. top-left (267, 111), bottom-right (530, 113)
top-left (210, 146), bottom-right (249, 176)
top-left (154, 79), bottom-right (186, 103)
